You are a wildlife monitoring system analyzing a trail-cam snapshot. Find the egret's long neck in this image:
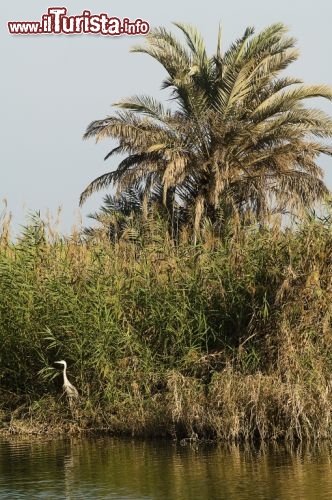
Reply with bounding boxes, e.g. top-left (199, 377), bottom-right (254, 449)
top-left (63, 365), bottom-right (69, 385)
